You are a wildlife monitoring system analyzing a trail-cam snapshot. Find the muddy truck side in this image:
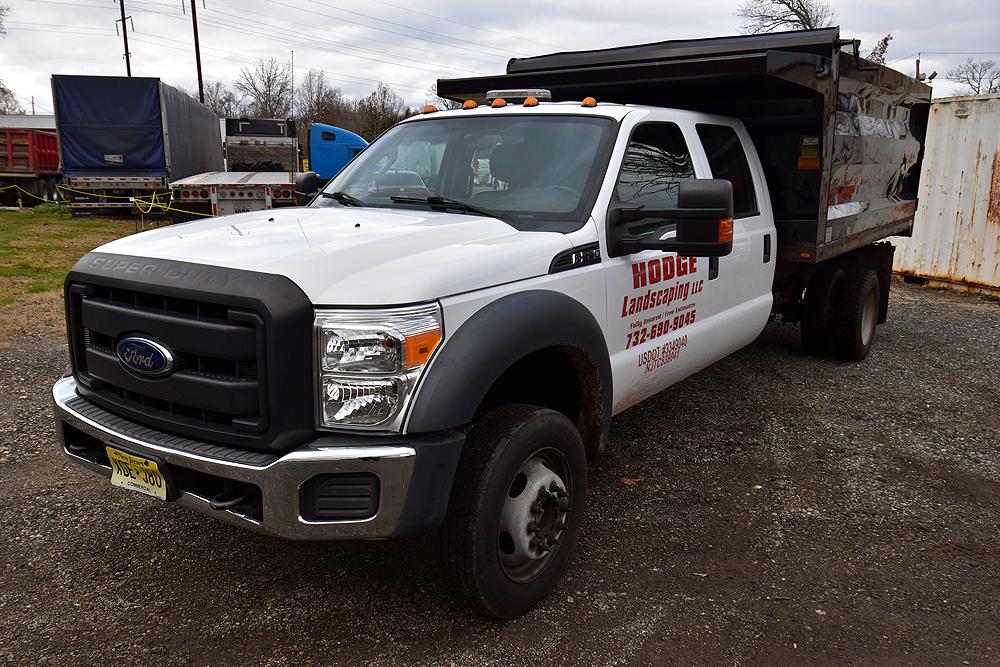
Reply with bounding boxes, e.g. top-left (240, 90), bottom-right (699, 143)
top-left (52, 28), bottom-right (929, 618)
